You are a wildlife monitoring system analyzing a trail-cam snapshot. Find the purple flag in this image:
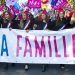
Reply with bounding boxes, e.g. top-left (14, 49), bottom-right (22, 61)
top-left (51, 0), bottom-right (67, 10)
